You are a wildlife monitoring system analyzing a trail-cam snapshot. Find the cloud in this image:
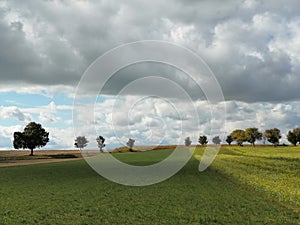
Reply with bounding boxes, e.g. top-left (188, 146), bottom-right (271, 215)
top-left (0, 125), bottom-right (23, 149)
top-left (1, 96), bottom-right (300, 149)
top-left (1, 0), bottom-right (300, 150)
top-left (74, 95), bottom-right (300, 147)
top-left (0, 106), bottom-right (32, 122)
top-left (46, 127), bottom-right (75, 150)
top-left (0, 1), bottom-right (298, 102)
top-left (38, 112), bottom-right (59, 124)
